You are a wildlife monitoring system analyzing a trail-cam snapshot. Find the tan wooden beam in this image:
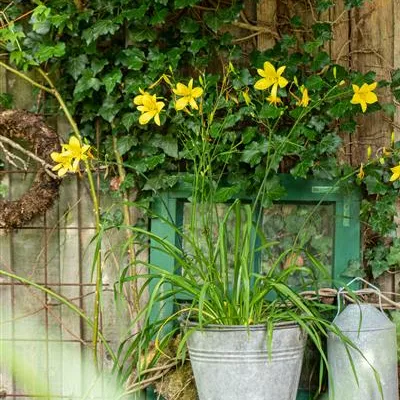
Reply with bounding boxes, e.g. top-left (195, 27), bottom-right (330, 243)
top-left (257, 0), bottom-right (277, 51)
